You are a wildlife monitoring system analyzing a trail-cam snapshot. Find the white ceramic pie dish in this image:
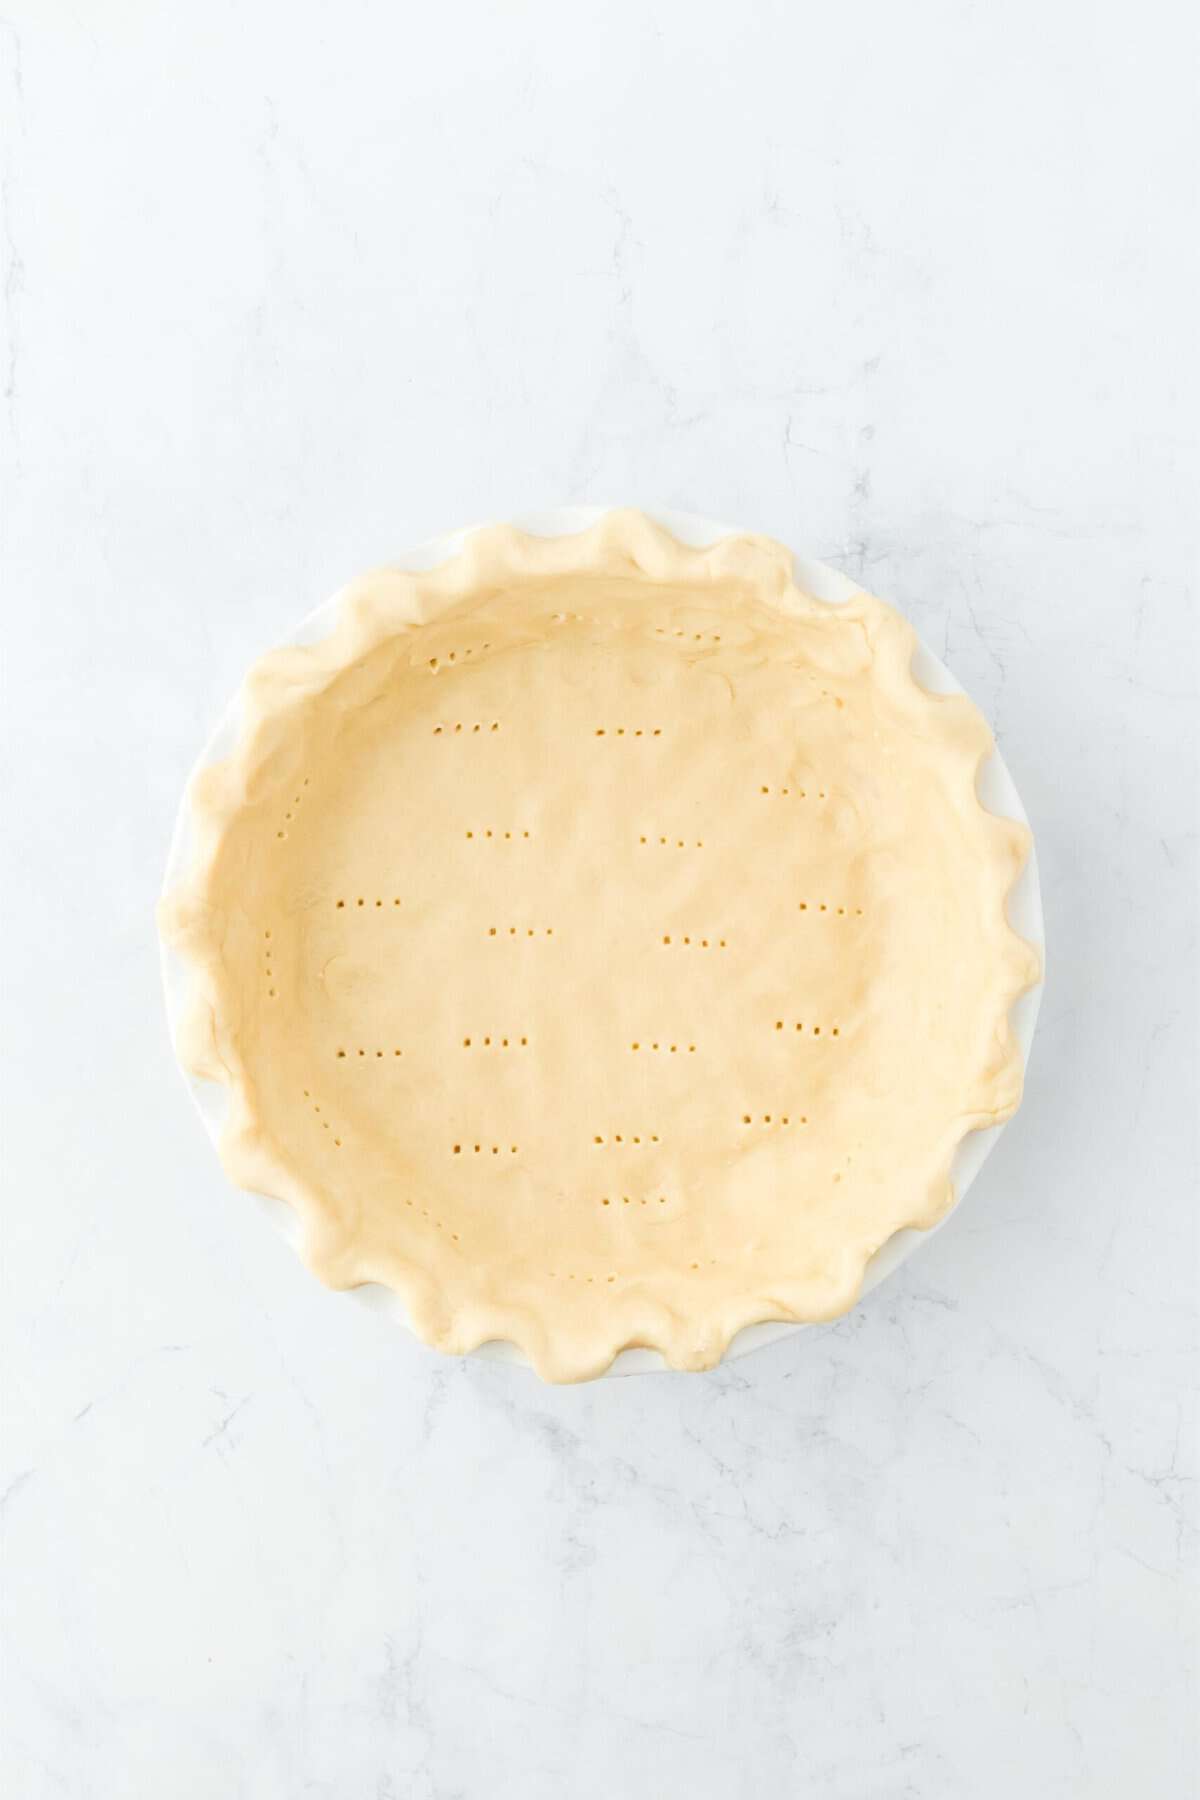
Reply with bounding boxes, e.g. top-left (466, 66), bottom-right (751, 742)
top-left (161, 505), bottom-right (1045, 1377)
